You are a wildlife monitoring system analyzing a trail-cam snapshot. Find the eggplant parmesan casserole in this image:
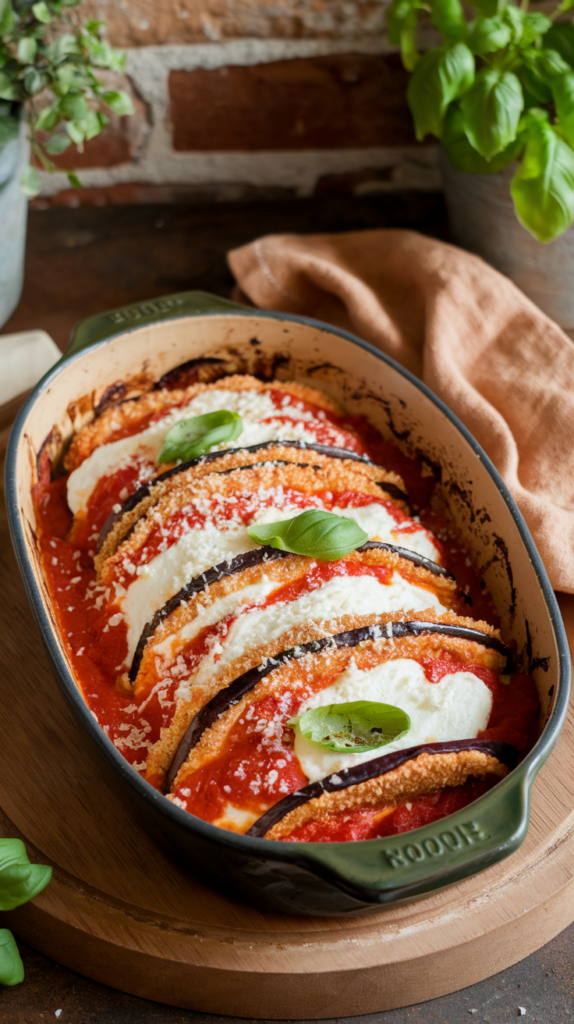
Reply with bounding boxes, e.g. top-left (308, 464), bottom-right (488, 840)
top-left (34, 367), bottom-right (540, 843)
